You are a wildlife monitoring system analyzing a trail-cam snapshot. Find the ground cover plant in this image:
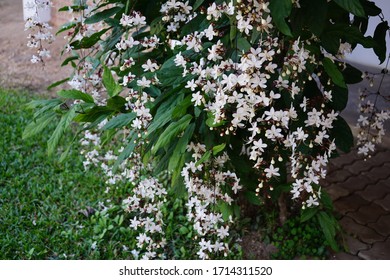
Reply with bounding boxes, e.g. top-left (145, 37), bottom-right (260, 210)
top-left (0, 89), bottom-right (105, 259)
top-left (23, 0), bottom-right (389, 259)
